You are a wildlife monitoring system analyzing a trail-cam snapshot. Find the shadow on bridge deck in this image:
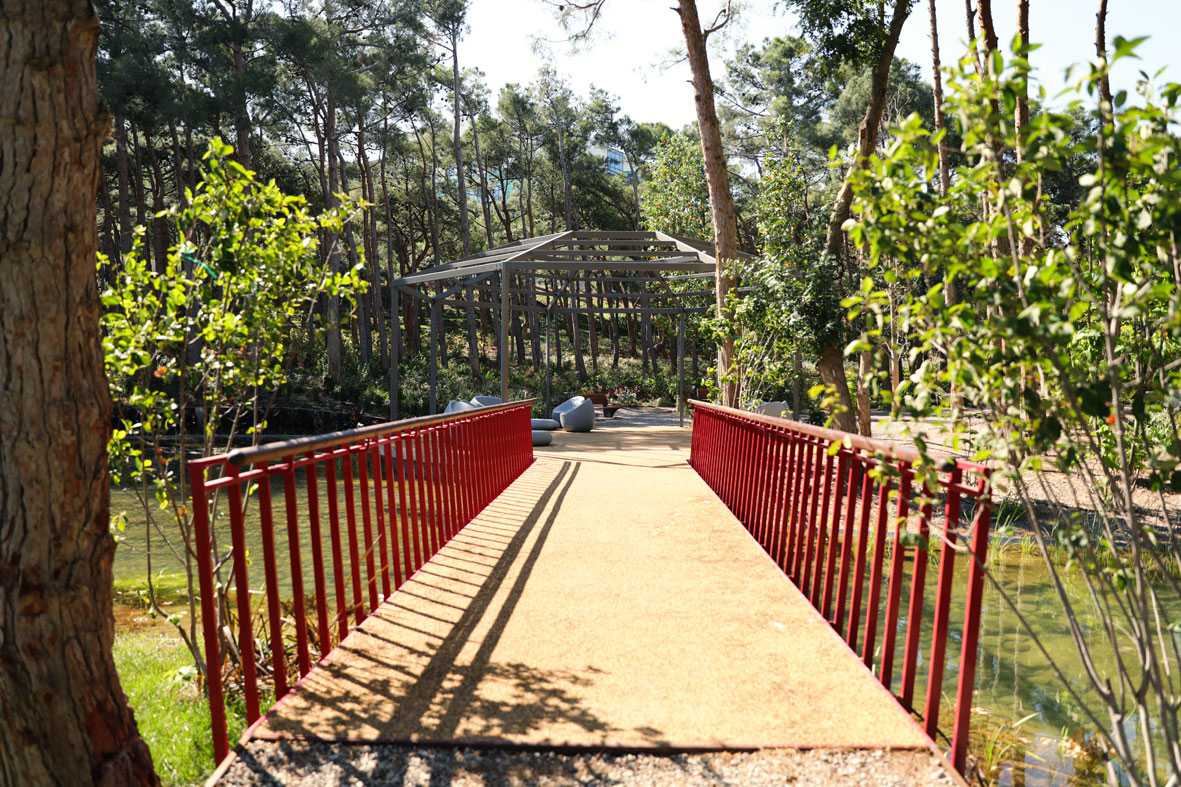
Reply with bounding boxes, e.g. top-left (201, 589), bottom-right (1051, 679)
top-left (214, 415), bottom-right (960, 785)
